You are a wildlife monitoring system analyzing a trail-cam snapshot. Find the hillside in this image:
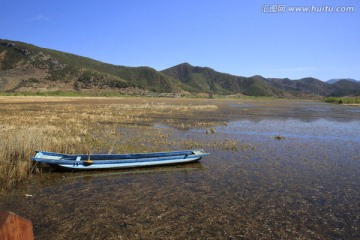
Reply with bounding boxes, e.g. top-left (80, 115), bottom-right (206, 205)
top-left (0, 39), bottom-right (182, 95)
top-left (161, 63), bottom-right (287, 97)
top-left (1, 39), bottom-right (359, 97)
